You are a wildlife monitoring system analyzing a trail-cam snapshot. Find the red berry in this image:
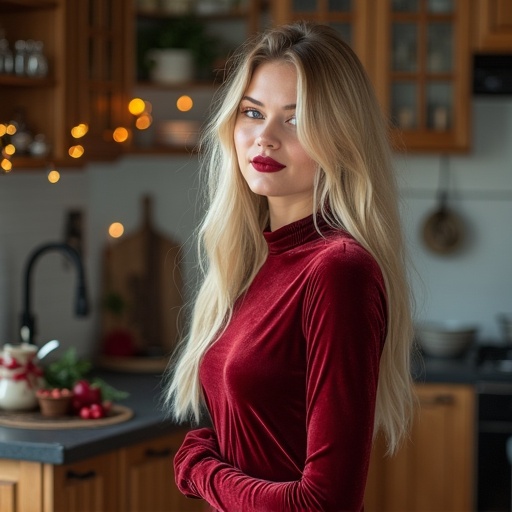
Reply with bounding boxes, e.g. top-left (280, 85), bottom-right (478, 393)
top-left (79, 406), bottom-right (92, 419)
top-left (73, 380), bottom-right (102, 406)
top-left (90, 404), bottom-right (105, 419)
